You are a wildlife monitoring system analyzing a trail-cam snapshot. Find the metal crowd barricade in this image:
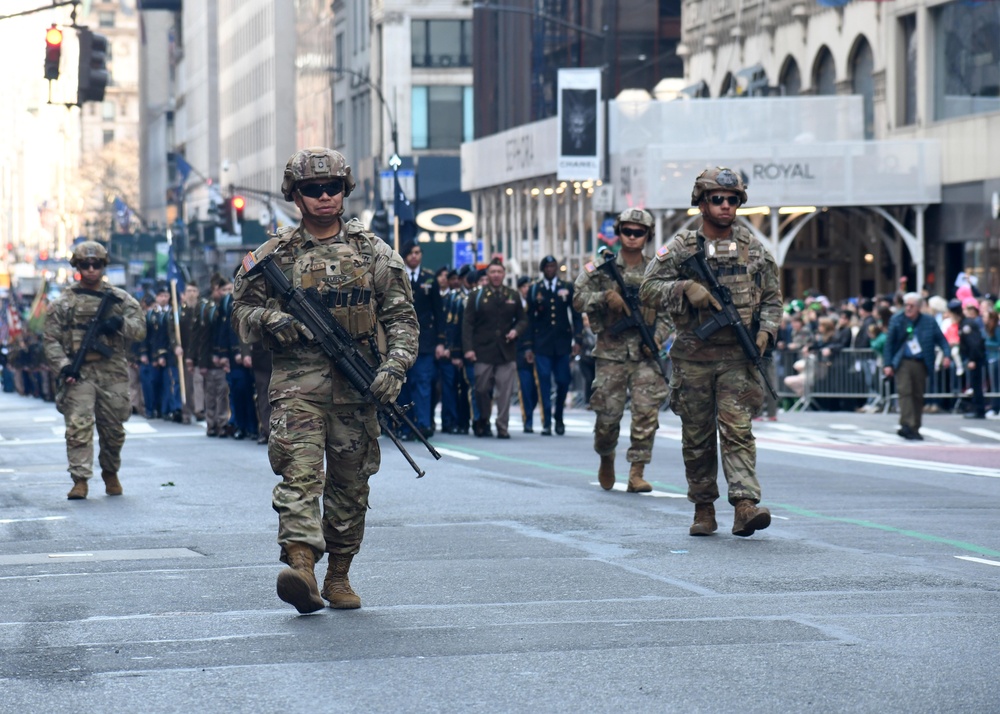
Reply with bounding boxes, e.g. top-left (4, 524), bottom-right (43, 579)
top-left (787, 348), bottom-right (882, 412)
